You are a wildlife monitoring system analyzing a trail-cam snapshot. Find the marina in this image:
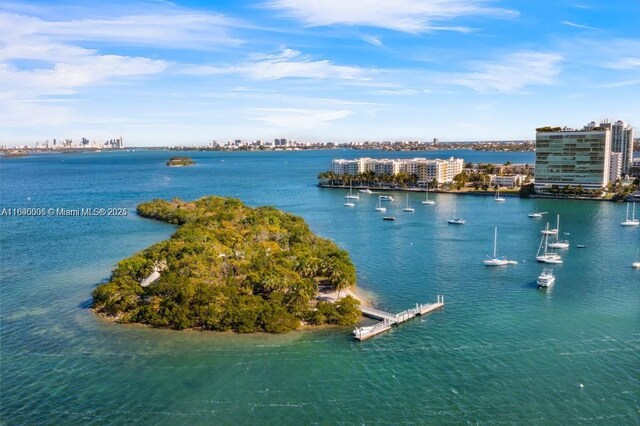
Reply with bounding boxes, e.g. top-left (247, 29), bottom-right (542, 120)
top-left (2, 149), bottom-right (639, 425)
